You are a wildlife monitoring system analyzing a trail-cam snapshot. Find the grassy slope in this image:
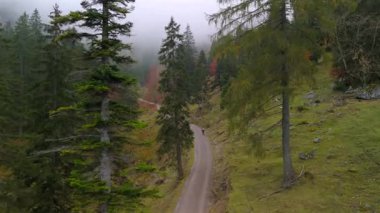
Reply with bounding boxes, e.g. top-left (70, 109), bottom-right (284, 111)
top-left (197, 57), bottom-right (380, 212)
top-left (130, 108), bottom-right (194, 213)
